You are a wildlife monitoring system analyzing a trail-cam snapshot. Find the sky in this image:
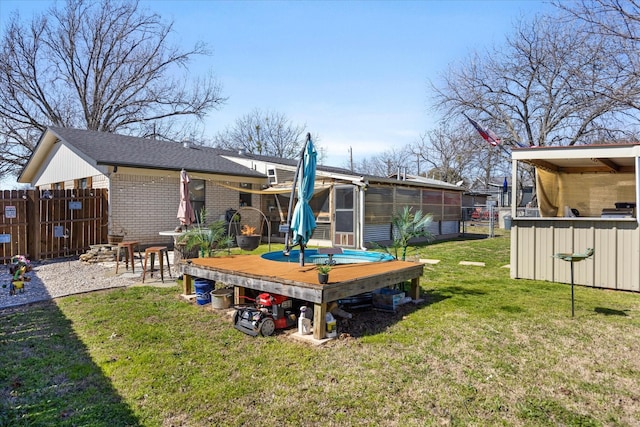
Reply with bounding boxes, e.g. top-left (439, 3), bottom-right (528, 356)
top-left (0, 0), bottom-right (553, 187)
